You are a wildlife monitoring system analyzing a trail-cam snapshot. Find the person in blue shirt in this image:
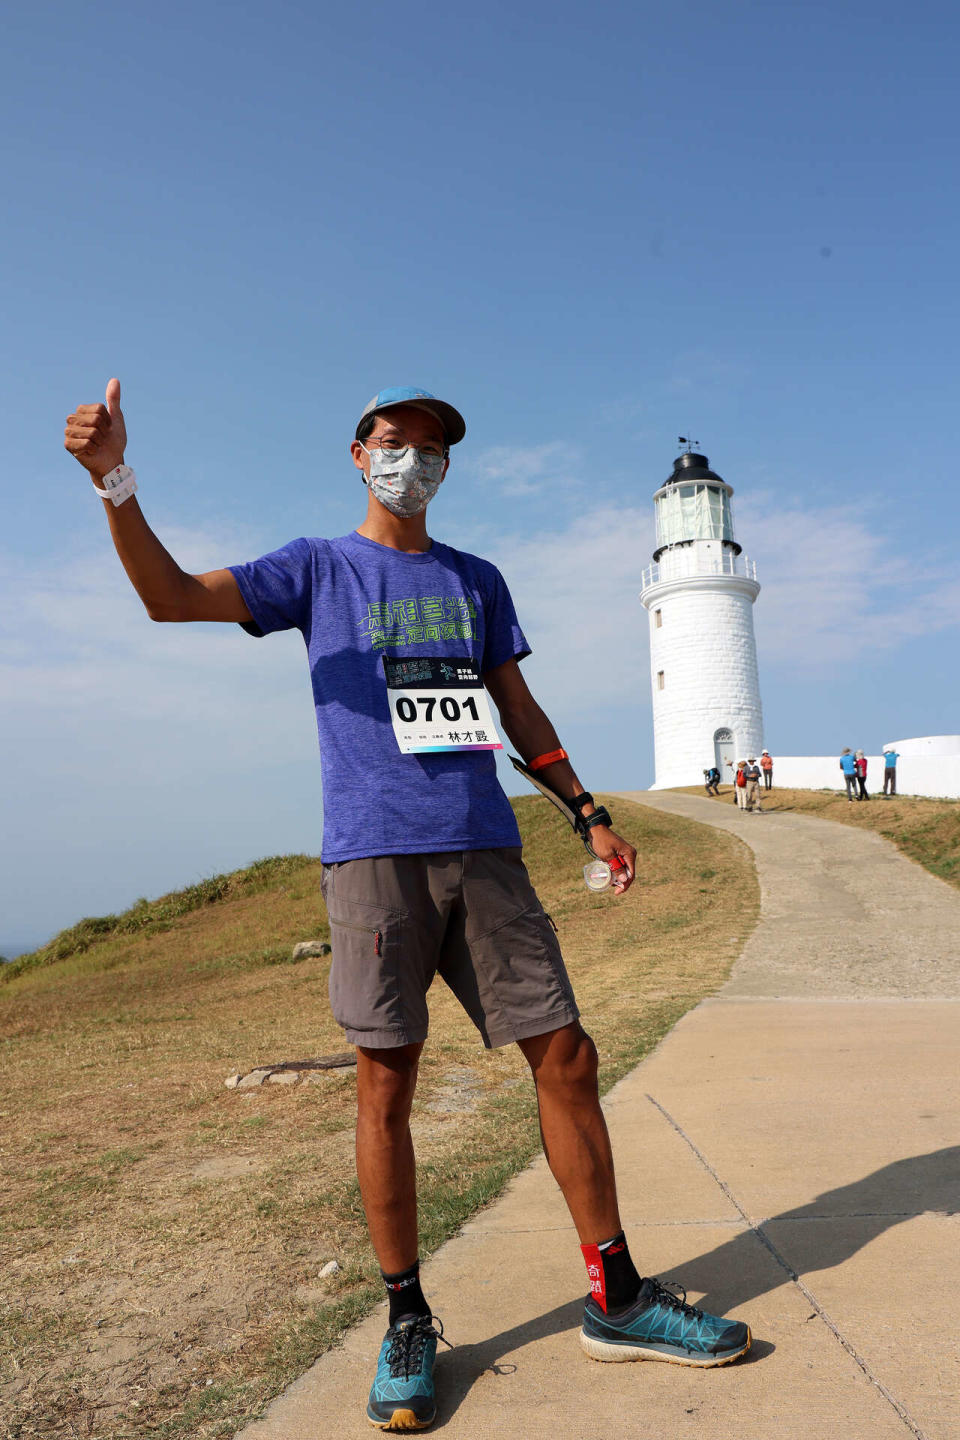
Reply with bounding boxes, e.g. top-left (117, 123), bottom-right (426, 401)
top-left (703, 765), bottom-right (721, 795)
top-left (883, 749), bottom-right (900, 795)
top-left (65, 380), bottom-right (752, 1429)
top-left (839, 747), bottom-right (858, 802)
